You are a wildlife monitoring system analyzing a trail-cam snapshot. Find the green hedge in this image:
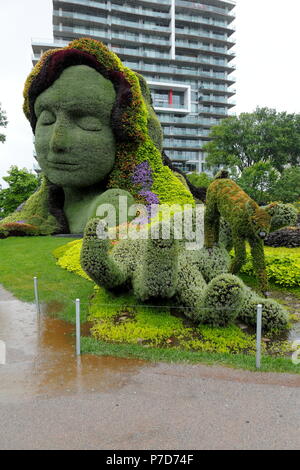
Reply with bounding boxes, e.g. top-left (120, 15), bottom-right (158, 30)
top-left (240, 247), bottom-right (300, 287)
